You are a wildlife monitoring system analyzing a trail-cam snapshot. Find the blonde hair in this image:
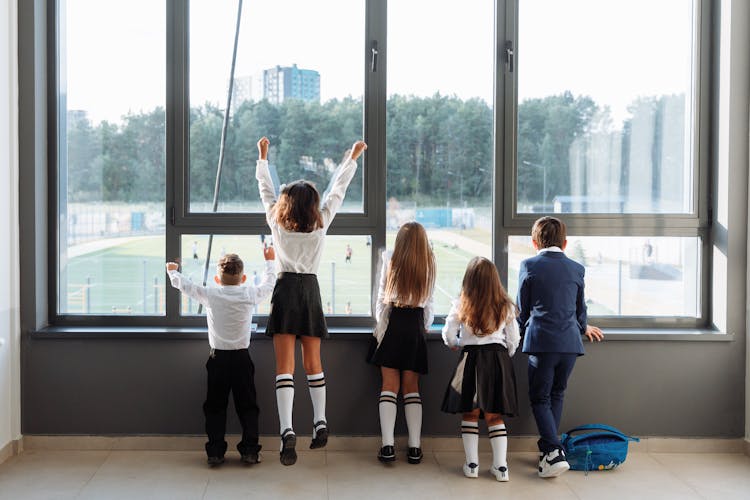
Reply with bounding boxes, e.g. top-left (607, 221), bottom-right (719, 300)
top-left (458, 257), bottom-right (516, 337)
top-left (384, 222), bottom-right (436, 306)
